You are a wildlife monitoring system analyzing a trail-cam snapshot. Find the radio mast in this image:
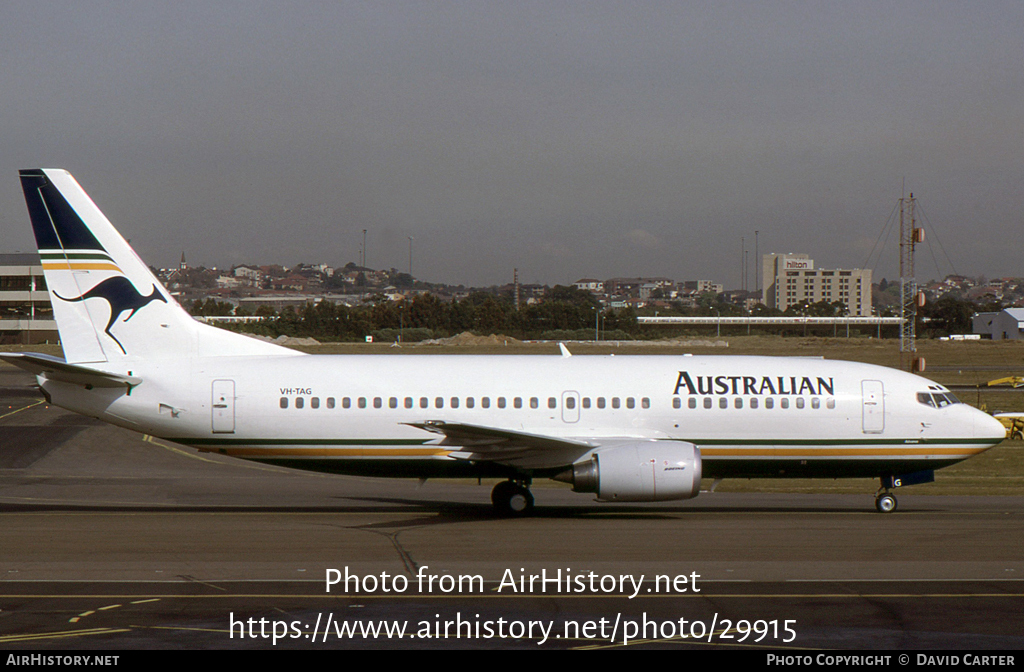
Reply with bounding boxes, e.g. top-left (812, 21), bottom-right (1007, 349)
top-left (899, 192), bottom-right (925, 371)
